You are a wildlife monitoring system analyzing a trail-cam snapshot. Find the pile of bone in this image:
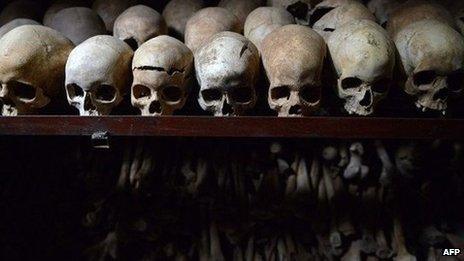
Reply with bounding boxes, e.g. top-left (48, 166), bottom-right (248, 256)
top-left (0, 0), bottom-right (463, 117)
top-left (80, 140), bottom-right (464, 260)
